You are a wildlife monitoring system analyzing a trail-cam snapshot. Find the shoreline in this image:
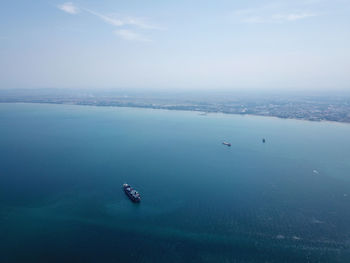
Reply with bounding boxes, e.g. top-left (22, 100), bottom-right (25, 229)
top-left (1, 101), bottom-right (350, 126)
